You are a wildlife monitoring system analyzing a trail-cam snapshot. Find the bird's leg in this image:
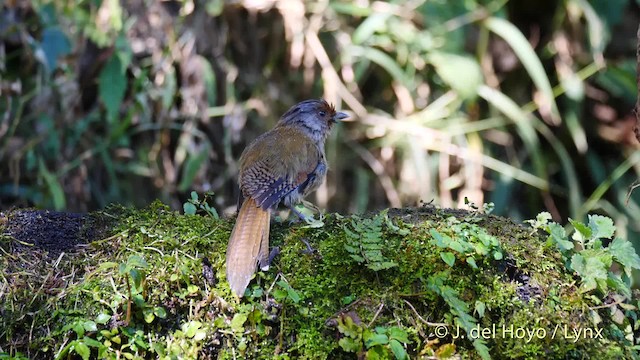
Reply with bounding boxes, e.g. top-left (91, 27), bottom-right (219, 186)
top-left (259, 246), bottom-right (281, 271)
top-left (300, 238), bottom-right (316, 254)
